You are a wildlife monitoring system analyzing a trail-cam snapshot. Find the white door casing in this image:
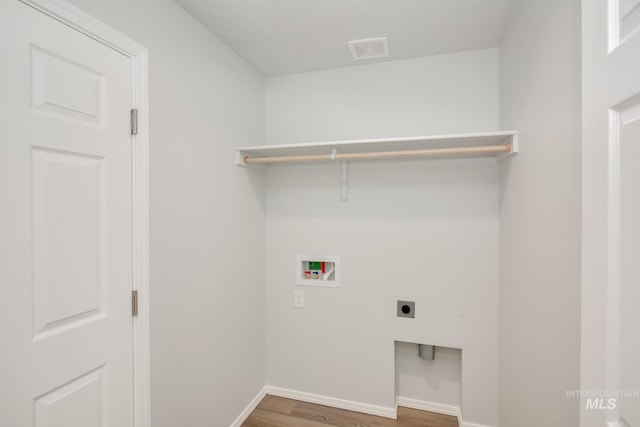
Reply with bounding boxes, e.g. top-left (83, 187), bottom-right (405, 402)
top-left (0, 1), bottom-right (150, 426)
top-left (582, 0), bottom-right (640, 426)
